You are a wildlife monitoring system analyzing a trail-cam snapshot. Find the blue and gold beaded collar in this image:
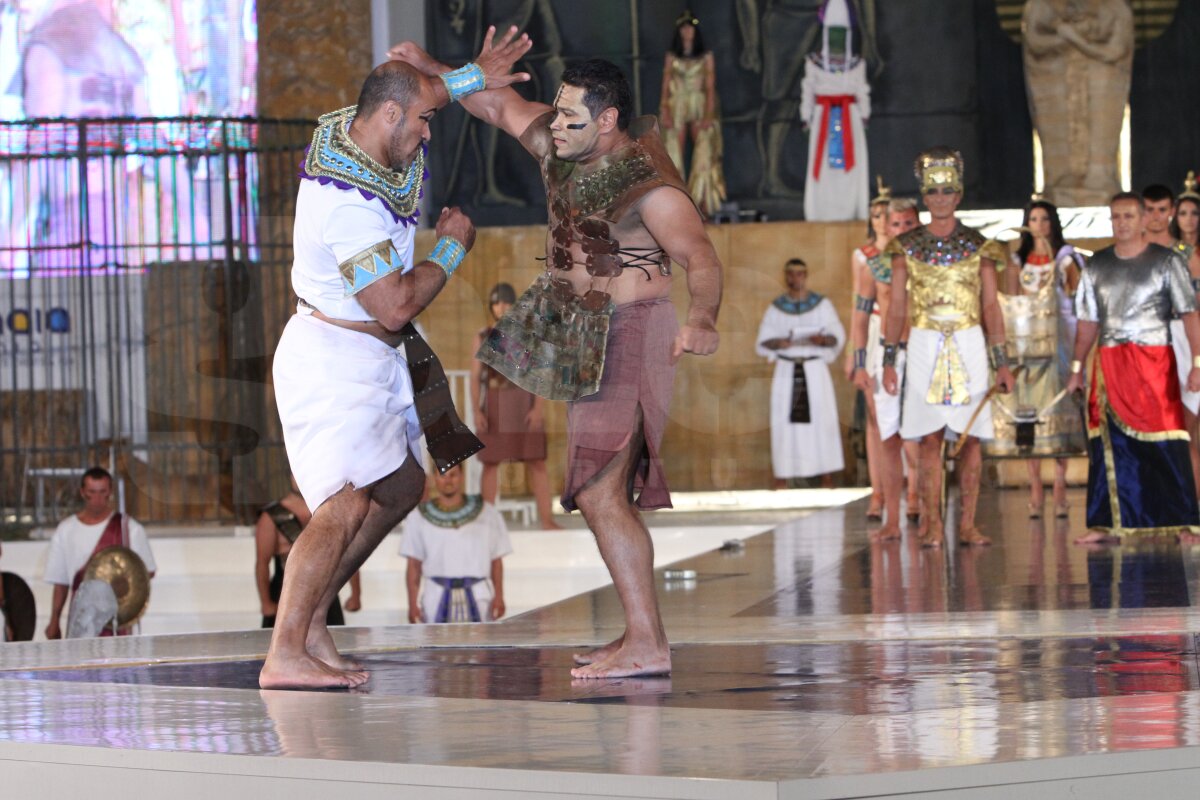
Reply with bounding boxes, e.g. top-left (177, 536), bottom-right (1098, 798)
top-left (418, 495), bottom-right (484, 528)
top-left (773, 292), bottom-right (824, 315)
top-left (300, 106), bottom-right (426, 226)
